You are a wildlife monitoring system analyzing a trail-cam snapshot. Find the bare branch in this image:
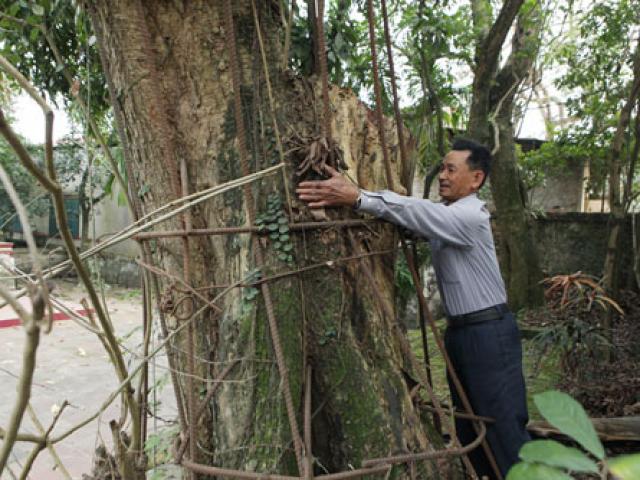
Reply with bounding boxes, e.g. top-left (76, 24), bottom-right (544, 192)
top-left (26, 404), bottom-right (72, 479)
top-left (493, 1), bottom-right (544, 100)
top-left (0, 297), bottom-right (41, 475)
top-left (281, 0), bottom-right (294, 69)
top-left (489, 73), bottom-right (523, 155)
top-left (0, 108), bottom-right (58, 192)
top-left (0, 58), bottom-right (140, 446)
top-left (18, 402), bottom-right (71, 480)
top-left (0, 160), bottom-right (53, 330)
top-left (0, 163), bottom-right (285, 310)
